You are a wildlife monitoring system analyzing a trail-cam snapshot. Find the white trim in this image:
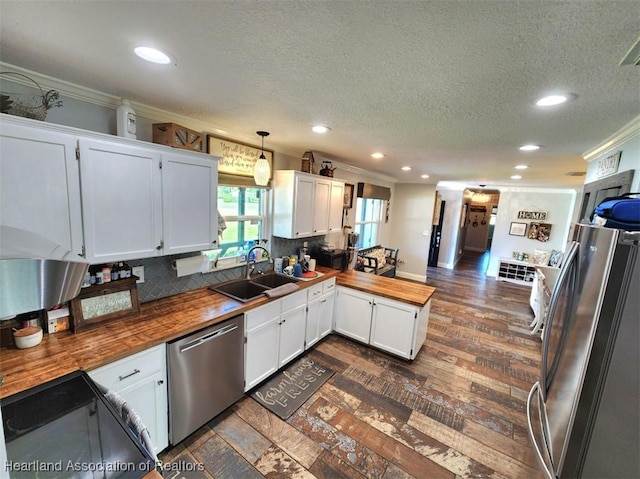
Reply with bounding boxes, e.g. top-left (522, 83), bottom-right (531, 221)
top-left (396, 271), bottom-right (426, 283)
top-left (582, 115), bottom-right (640, 162)
top-left (437, 261), bottom-right (454, 269)
top-left (0, 62), bottom-right (402, 179)
top-left (0, 61), bottom-right (259, 146)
